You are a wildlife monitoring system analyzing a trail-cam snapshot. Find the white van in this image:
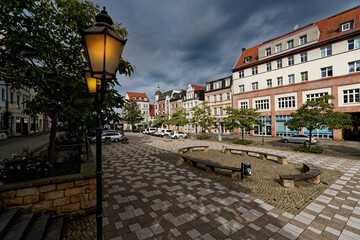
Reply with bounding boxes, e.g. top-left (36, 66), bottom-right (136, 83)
top-left (148, 128), bottom-right (157, 135)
